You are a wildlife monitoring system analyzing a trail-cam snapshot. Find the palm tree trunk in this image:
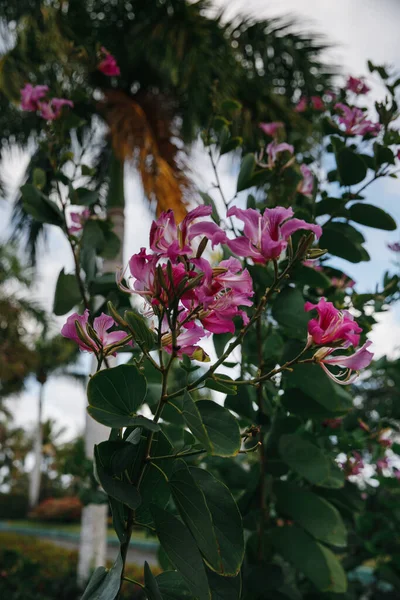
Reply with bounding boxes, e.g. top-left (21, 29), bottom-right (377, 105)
top-left (77, 154), bottom-right (125, 587)
top-left (29, 382), bottom-right (44, 509)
